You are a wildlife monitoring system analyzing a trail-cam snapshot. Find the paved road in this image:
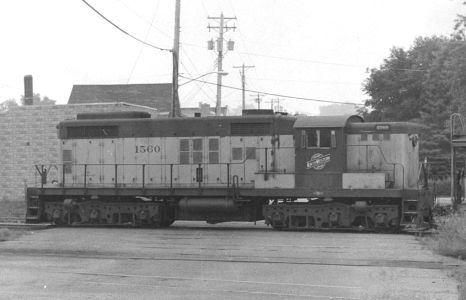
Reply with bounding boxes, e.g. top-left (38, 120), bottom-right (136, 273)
top-left (0, 222), bottom-right (460, 299)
